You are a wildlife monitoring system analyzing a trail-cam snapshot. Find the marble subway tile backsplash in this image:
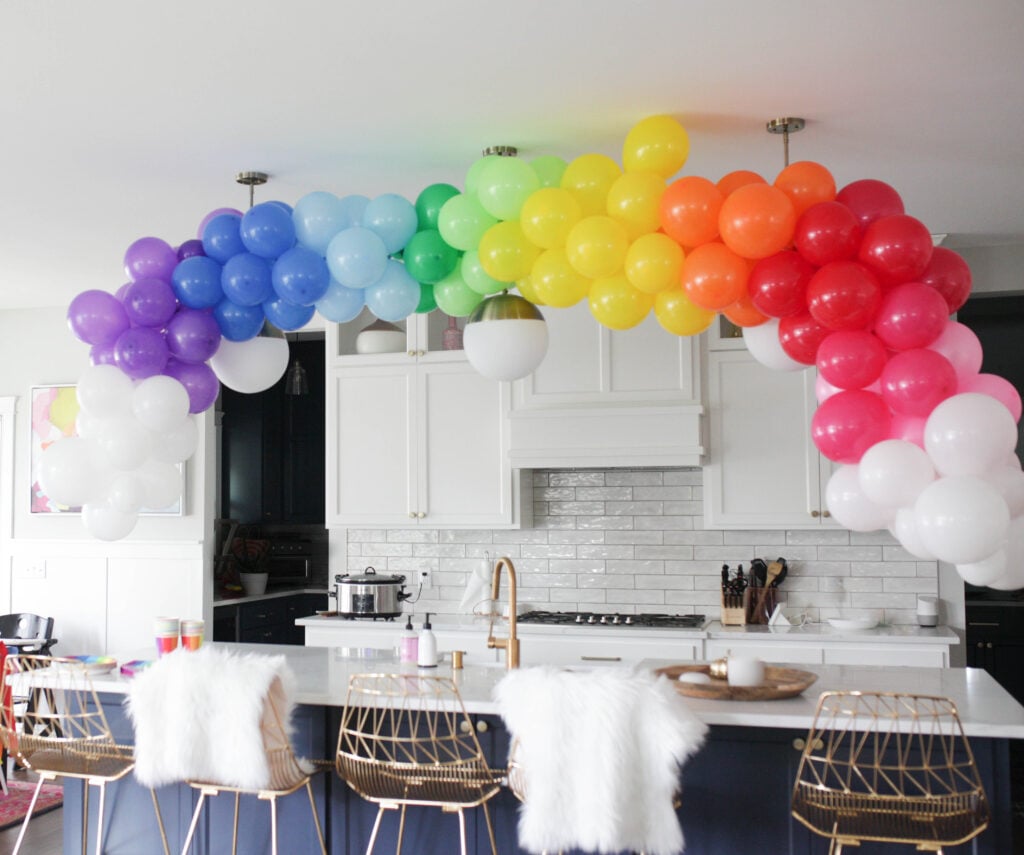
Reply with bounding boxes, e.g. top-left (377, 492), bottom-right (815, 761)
top-left (343, 468), bottom-right (937, 626)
